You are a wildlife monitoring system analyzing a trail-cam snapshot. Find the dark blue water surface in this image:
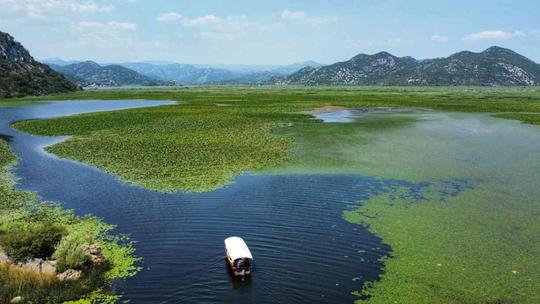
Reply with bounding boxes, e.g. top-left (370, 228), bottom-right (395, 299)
top-left (0, 100), bottom-right (399, 304)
